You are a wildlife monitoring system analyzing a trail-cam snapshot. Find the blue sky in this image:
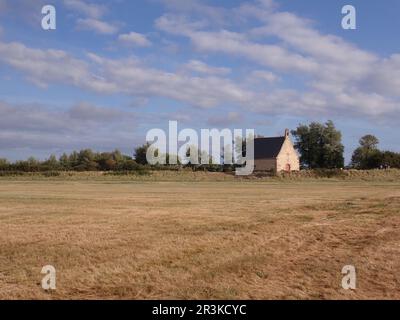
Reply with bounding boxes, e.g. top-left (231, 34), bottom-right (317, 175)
top-left (0, 0), bottom-right (399, 162)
